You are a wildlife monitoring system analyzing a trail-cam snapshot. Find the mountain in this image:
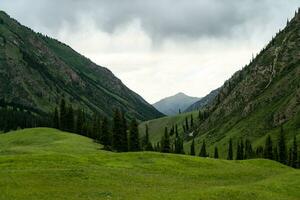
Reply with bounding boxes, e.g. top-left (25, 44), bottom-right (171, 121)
top-left (153, 92), bottom-right (200, 115)
top-left (0, 11), bottom-right (163, 121)
top-left (185, 88), bottom-right (220, 112)
top-left (141, 9), bottom-right (300, 157)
